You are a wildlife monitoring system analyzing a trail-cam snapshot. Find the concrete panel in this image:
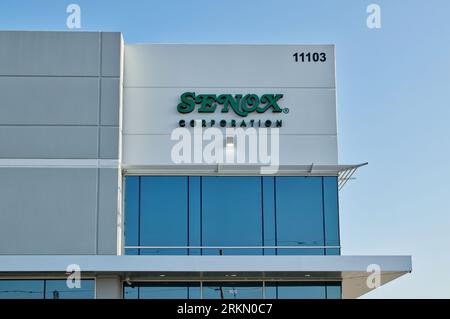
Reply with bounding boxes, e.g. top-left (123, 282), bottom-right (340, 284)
top-left (0, 126), bottom-right (98, 159)
top-left (0, 168), bottom-right (97, 254)
top-left (101, 32), bottom-right (122, 77)
top-left (123, 87), bottom-right (337, 135)
top-left (125, 44), bottom-right (335, 88)
top-left (0, 31), bottom-right (100, 76)
top-left (100, 127), bottom-right (119, 159)
top-left (95, 276), bottom-right (122, 299)
top-left (100, 78), bottom-right (120, 125)
top-left (0, 77), bottom-right (99, 125)
top-left (97, 168), bottom-right (119, 255)
top-left (122, 134), bottom-right (338, 166)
